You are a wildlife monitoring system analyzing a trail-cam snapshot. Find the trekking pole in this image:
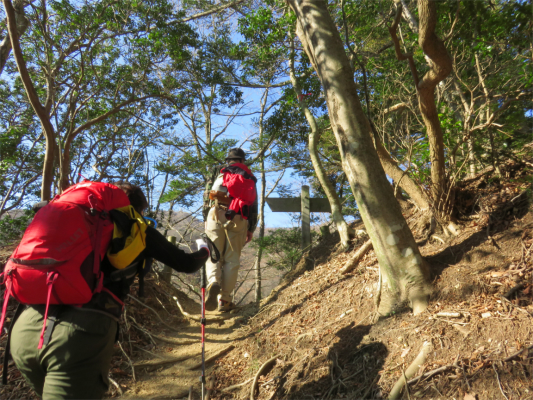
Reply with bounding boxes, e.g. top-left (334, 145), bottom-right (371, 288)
top-left (200, 261), bottom-right (206, 400)
top-left (197, 234), bottom-right (219, 400)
